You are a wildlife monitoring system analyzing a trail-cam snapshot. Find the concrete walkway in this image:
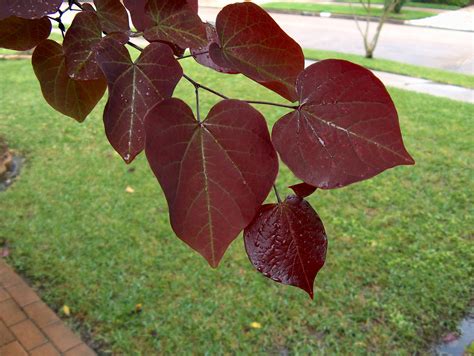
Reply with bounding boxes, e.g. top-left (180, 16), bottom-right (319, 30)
top-left (0, 259), bottom-right (96, 356)
top-left (407, 5), bottom-right (474, 32)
